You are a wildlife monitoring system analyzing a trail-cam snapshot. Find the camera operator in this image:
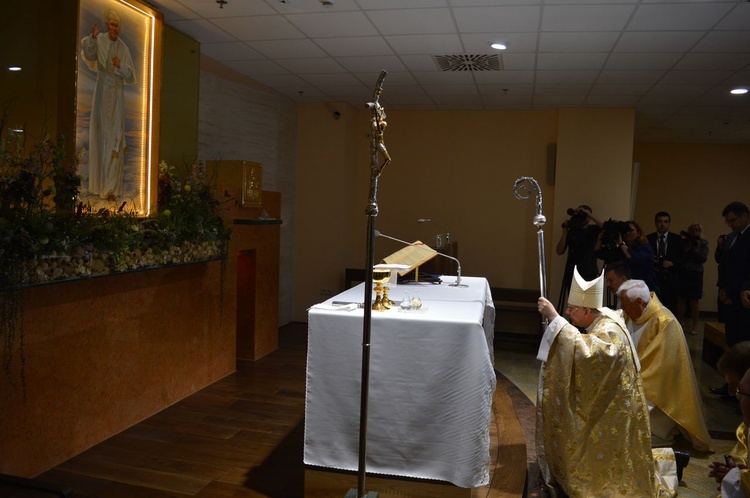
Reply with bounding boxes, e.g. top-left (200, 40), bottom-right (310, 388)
top-left (557, 205), bottom-right (603, 282)
top-left (596, 220), bottom-right (660, 295)
top-left (677, 223), bottom-right (709, 335)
